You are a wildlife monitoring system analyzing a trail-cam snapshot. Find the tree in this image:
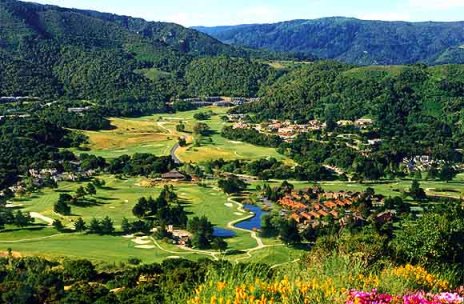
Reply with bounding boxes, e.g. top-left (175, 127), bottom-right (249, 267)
top-left (178, 137), bottom-right (187, 147)
top-left (121, 217), bottom-right (131, 234)
top-left (193, 112), bottom-right (211, 120)
top-left (14, 211), bottom-right (33, 228)
top-left (85, 183), bottom-right (97, 196)
top-left (52, 219), bottom-right (64, 231)
top-left (212, 237), bottom-right (228, 252)
top-left (193, 122), bottom-right (210, 136)
top-left (279, 219), bottom-right (301, 246)
top-left (88, 218), bottom-right (101, 234)
top-left (392, 205), bottom-right (464, 266)
top-left (63, 260), bottom-right (96, 282)
top-left (58, 193), bottom-right (73, 203)
top-left (54, 200), bottom-right (71, 216)
top-left (176, 123), bottom-right (186, 132)
top-left (438, 164), bottom-right (457, 182)
top-left (218, 175), bottom-right (247, 194)
top-left (132, 197), bottom-right (148, 218)
top-left (191, 233), bottom-right (210, 249)
top-left (410, 180), bottom-right (427, 200)
top-left (100, 216), bottom-right (114, 235)
top-left (75, 186), bottom-right (87, 199)
top-left (74, 217), bottom-right (87, 232)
